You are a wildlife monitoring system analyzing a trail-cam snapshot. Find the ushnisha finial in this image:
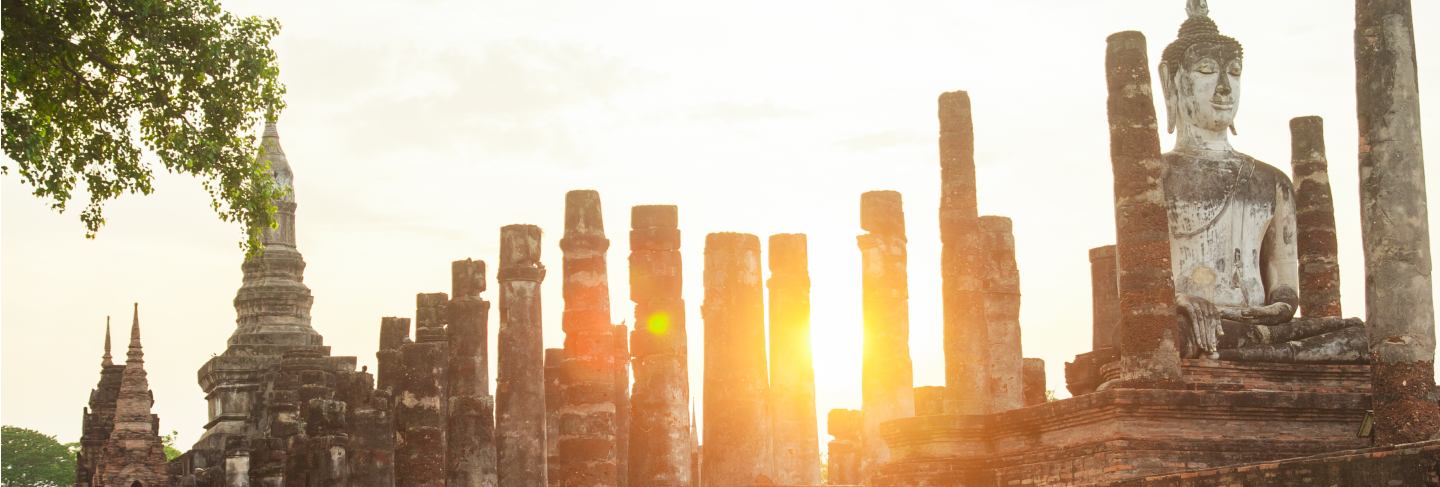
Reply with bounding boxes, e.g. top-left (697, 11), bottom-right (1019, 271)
top-left (1186, 0), bottom-right (1209, 19)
